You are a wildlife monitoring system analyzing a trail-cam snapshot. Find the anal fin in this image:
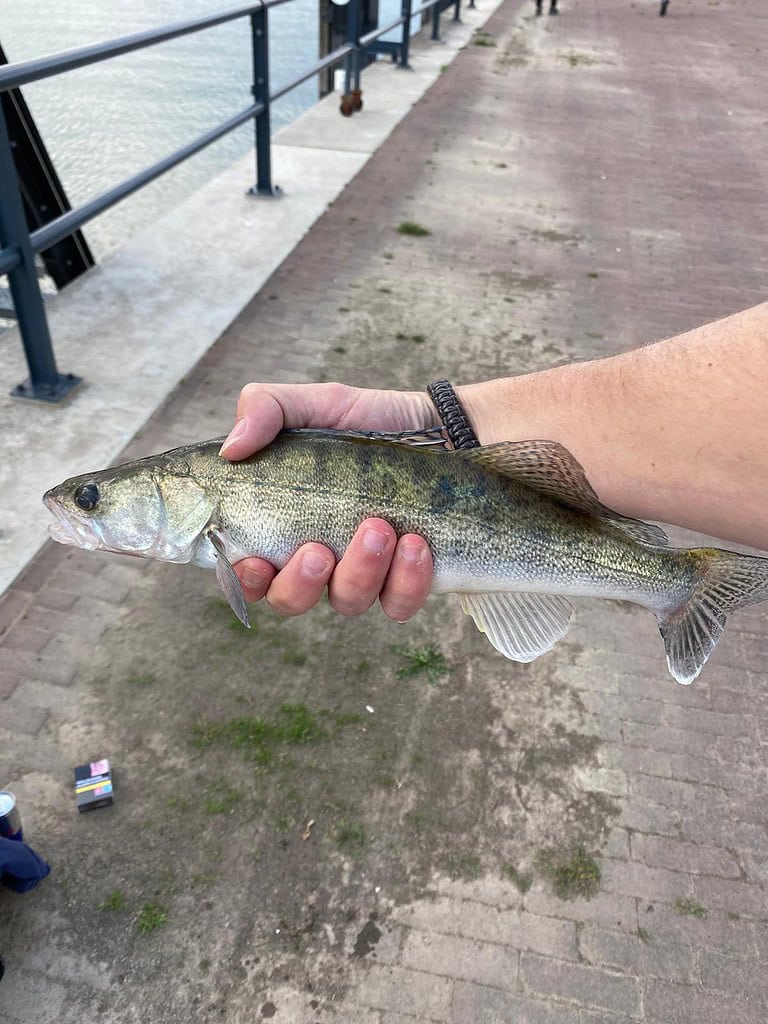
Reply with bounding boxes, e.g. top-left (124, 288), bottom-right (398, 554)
top-left (460, 592), bottom-right (573, 663)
